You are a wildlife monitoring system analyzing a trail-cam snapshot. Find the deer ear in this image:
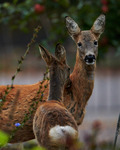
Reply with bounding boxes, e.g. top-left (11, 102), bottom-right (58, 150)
top-left (91, 14), bottom-right (105, 39)
top-left (39, 44), bottom-right (52, 65)
top-left (55, 43), bottom-right (66, 64)
top-left (65, 16), bottom-right (81, 36)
